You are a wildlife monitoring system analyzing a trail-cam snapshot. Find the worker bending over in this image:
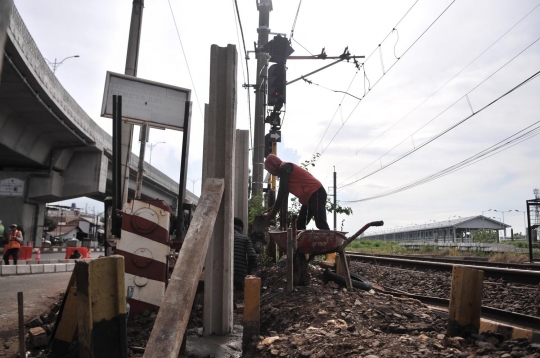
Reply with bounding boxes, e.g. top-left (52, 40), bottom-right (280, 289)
top-left (263, 154), bottom-right (330, 230)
